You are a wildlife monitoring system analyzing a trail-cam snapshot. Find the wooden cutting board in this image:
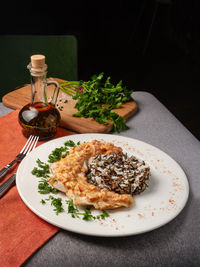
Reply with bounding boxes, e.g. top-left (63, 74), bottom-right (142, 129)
top-left (2, 78), bottom-right (138, 133)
